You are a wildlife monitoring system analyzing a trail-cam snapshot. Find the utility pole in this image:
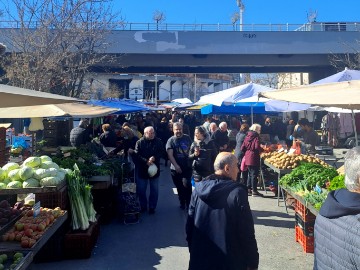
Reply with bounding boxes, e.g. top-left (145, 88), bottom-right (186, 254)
top-left (236, 0), bottom-right (245, 31)
top-left (155, 74), bottom-right (158, 106)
